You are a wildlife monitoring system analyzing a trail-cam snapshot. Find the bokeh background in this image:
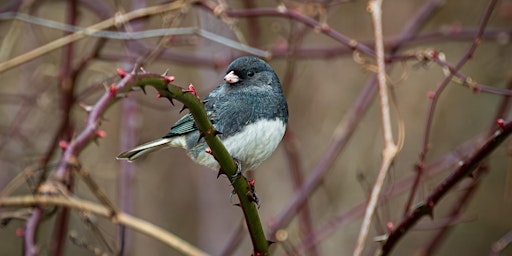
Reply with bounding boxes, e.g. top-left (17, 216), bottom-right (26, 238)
top-left (1, 0), bottom-right (512, 255)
